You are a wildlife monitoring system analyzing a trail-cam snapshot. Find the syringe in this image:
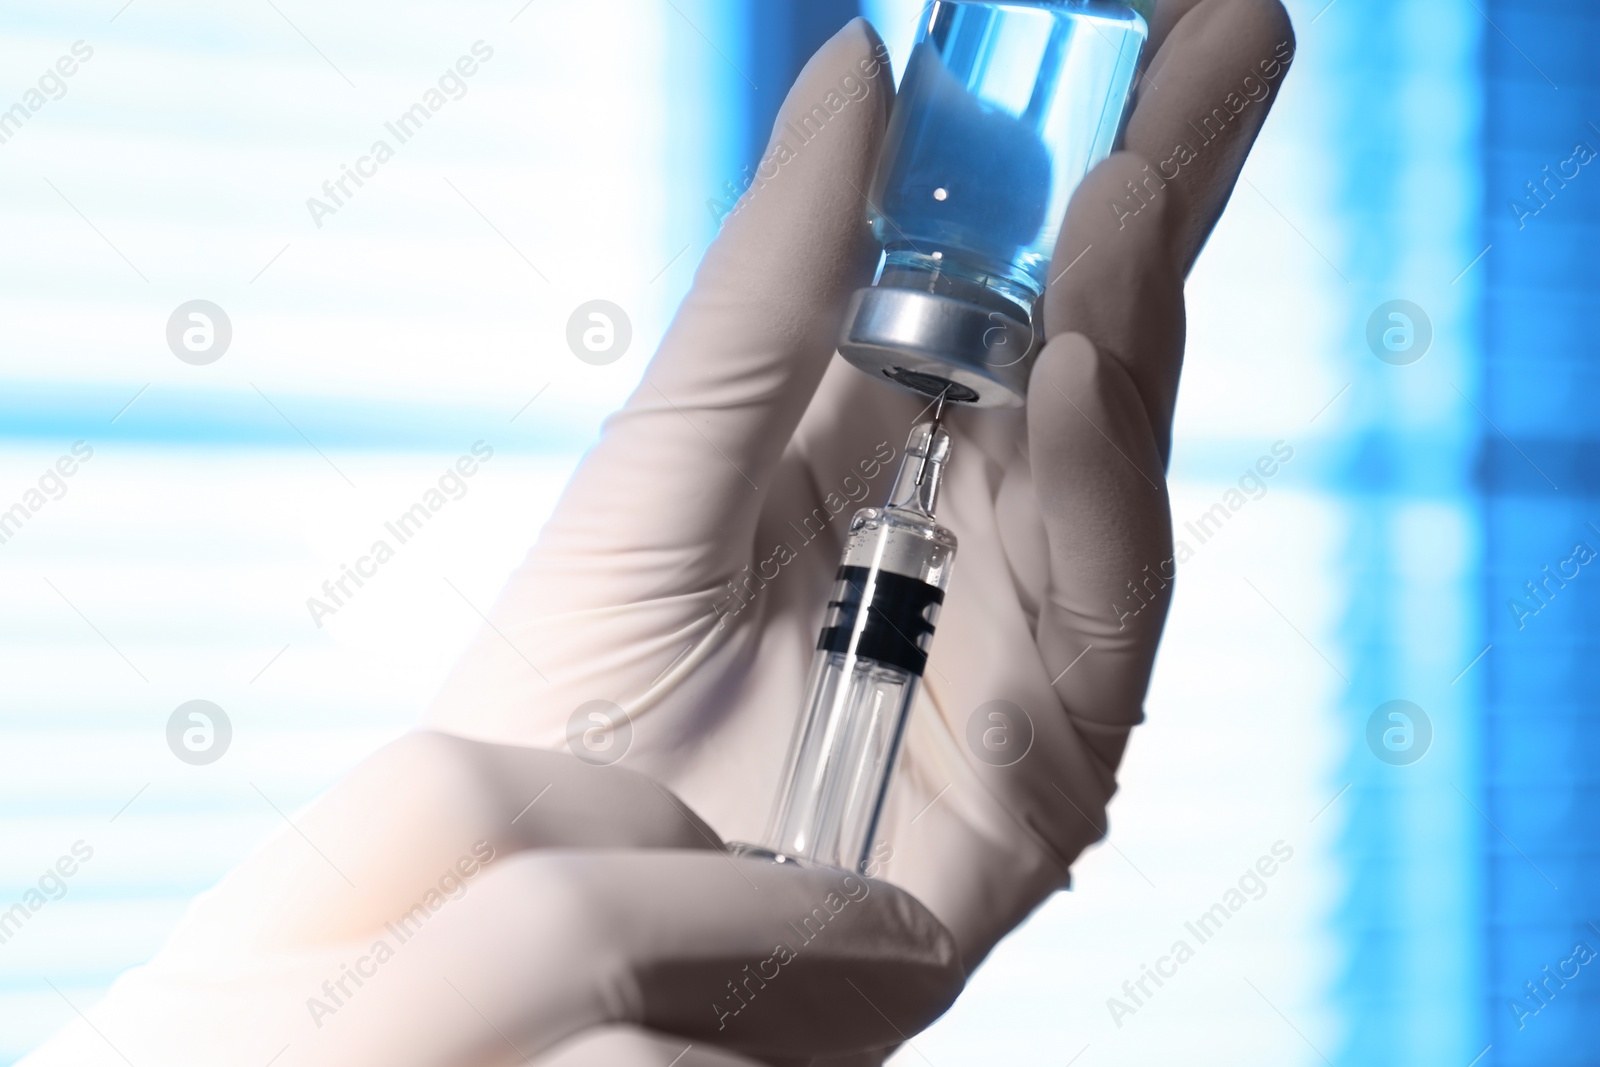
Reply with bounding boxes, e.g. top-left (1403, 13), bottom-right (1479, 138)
top-left (749, 398), bottom-right (958, 873)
